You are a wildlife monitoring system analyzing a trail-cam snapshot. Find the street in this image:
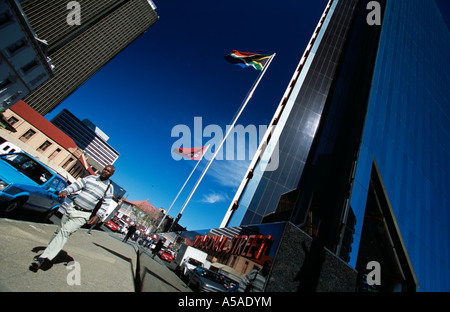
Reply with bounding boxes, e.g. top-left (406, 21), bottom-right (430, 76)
top-left (0, 209), bottom-right (192, 292)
